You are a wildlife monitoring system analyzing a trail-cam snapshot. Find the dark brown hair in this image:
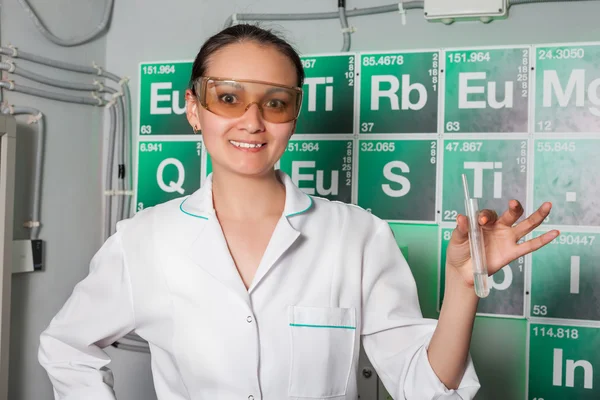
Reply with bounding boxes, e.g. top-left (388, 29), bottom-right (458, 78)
top-left (189, 24), bottom-right (305, 94)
